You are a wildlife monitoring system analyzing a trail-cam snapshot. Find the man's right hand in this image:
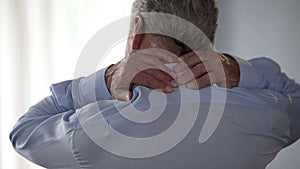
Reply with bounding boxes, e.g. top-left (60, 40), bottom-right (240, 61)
top-left (105, 49), bottom-right (179, 101)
